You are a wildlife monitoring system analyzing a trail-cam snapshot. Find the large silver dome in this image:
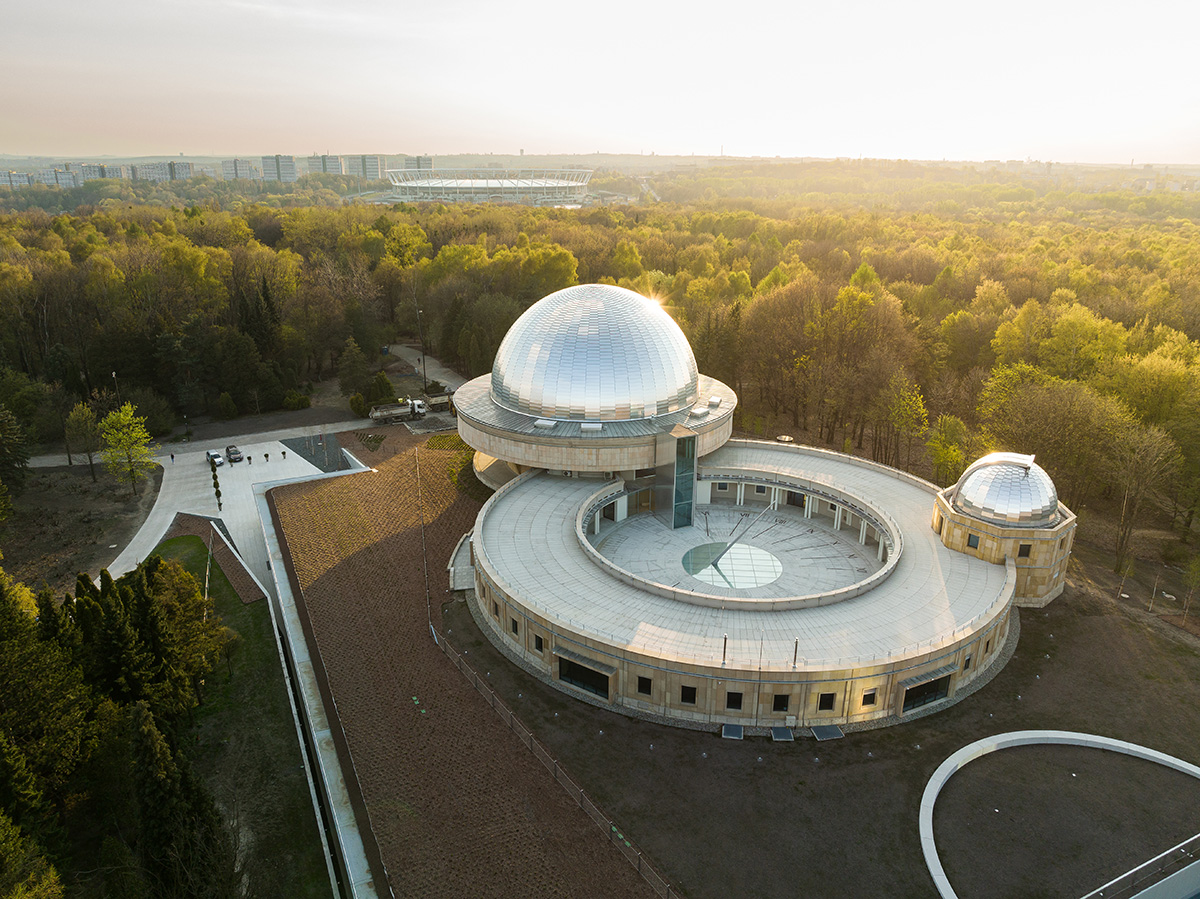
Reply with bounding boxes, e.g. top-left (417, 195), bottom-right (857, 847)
top-left (952, 453), bottom-right (1059, 528)
top-left (490, 284), bottom-right (699, 421)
